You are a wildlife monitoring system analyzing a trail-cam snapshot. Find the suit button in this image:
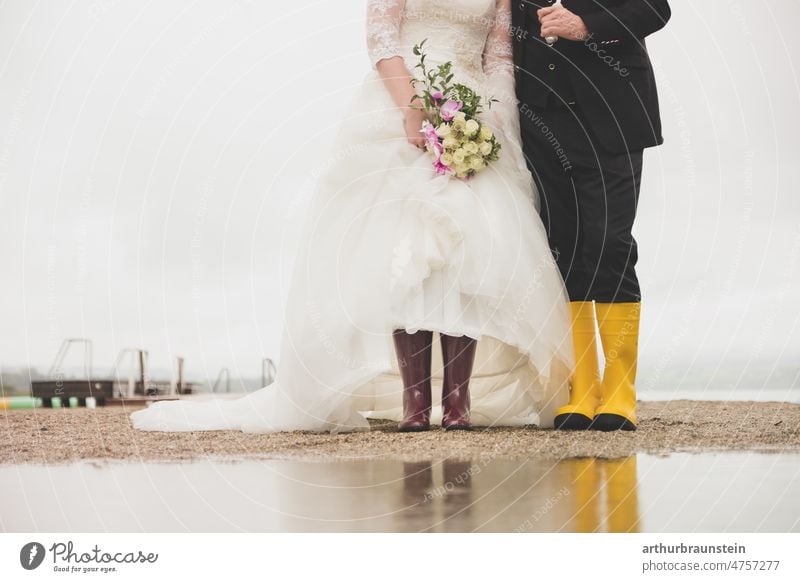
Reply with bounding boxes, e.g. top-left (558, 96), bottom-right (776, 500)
top-left (548, 63), bottom-right (556, 71)
top-left (518, 2), bottom-right (525, 8)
